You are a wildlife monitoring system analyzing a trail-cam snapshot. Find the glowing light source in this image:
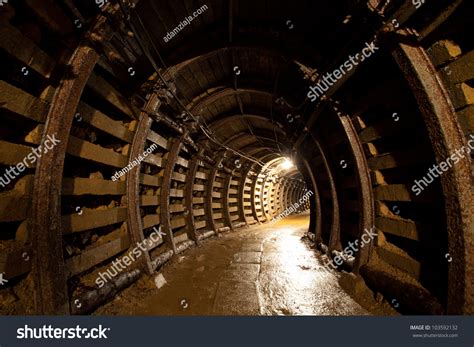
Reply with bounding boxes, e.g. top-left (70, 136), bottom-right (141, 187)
top-left (281, 158), bottom-right (294, 170)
